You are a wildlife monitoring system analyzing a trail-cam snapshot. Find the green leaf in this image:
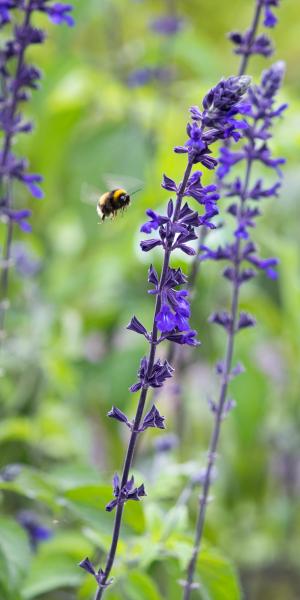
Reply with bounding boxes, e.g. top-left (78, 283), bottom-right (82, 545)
top-left (127, 570), bottom-right (163, 600)
top-left (196, 549), bottom-right (241, 600)
top-left (161, 505), bottom-right (188, 540)
top-left (0, 466), bottom-right (57, 509)
top-left (23, 554), bottom-right (83, 599)
top-left (64, 484), bottom-right (145, 535)
top-left (0, 517), bottom-right (31, 600)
